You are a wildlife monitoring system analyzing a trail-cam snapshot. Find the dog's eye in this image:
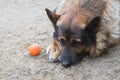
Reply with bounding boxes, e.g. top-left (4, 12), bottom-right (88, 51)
top-left (59, 39), bottom-right (65, 46)
top-left (58, 37), bottom-right (66, 46)
top-left (71, 40), bottom-right (81, 46)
